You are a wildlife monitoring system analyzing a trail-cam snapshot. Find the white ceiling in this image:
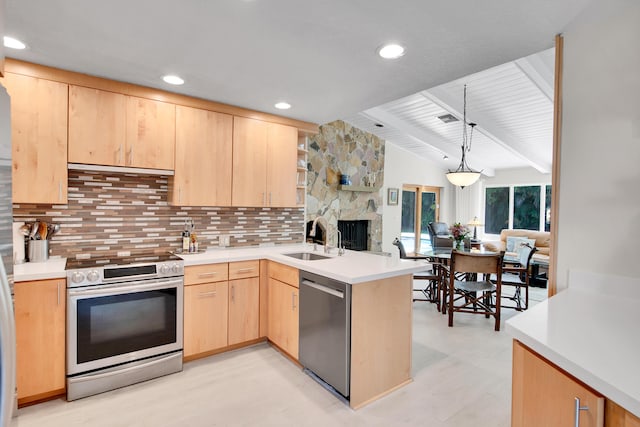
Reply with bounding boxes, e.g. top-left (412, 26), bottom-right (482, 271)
top-left (346, 48), bottom-right (556, 175)
top-left (4, 0), bottom-right (590, 172)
